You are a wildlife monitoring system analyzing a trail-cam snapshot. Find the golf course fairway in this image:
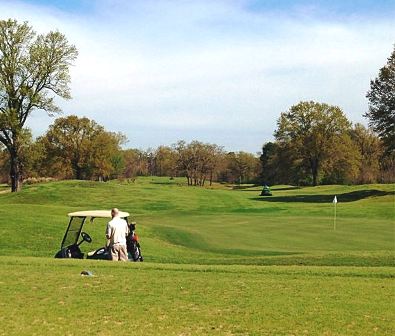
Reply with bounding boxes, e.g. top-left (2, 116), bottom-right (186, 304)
top-left (0, 178), bottom-right (393, 335)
